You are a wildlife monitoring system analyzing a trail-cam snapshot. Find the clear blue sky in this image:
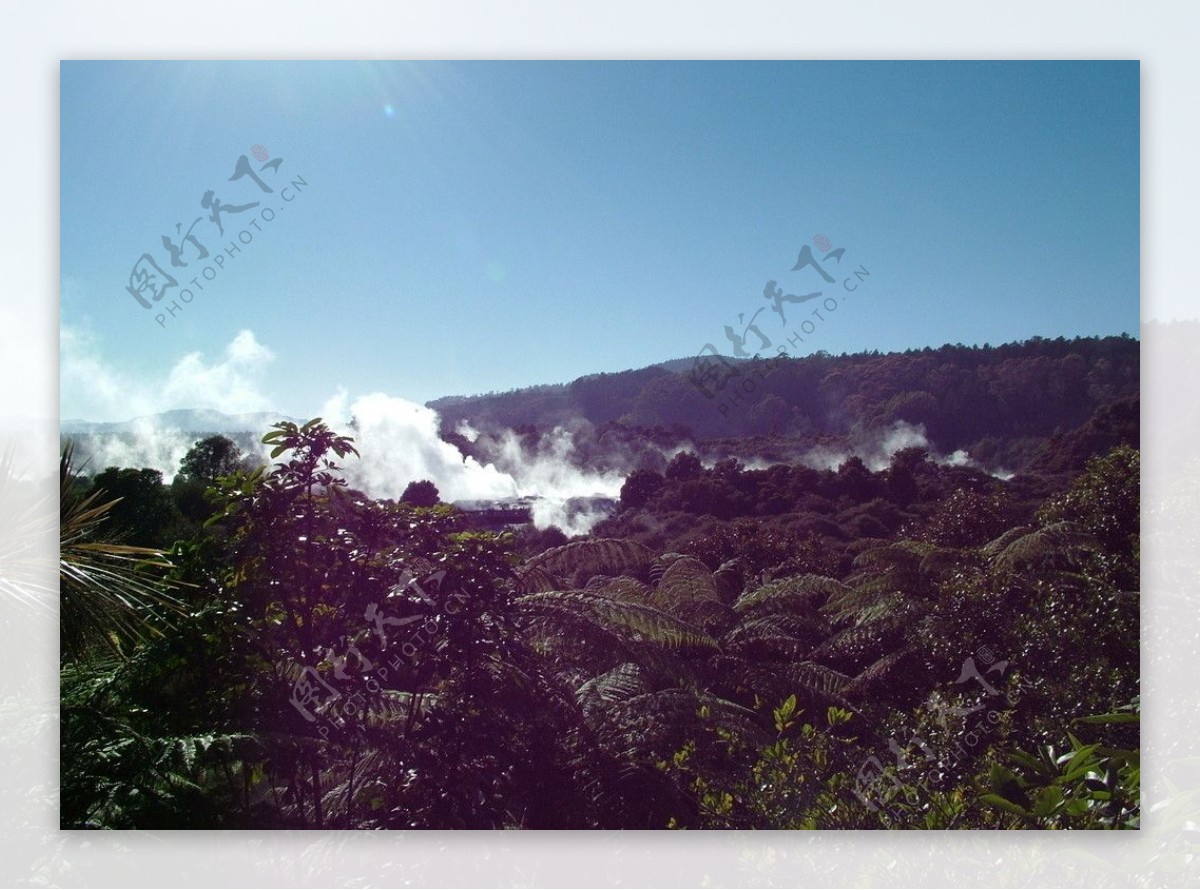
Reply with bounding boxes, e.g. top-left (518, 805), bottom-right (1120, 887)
top-left (61, 60), bottom-right (1139, 422)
